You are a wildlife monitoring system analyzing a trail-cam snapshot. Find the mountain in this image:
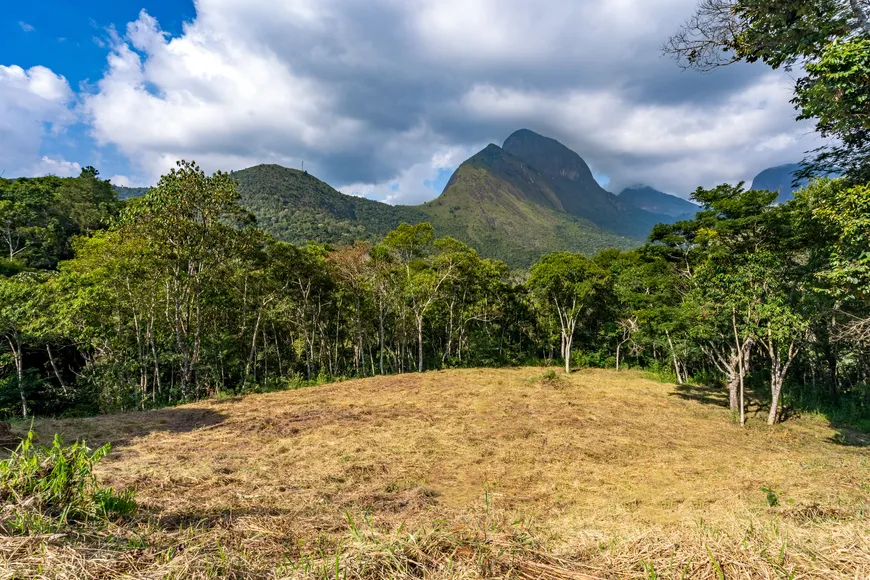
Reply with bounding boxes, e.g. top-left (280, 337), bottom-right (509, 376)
top-left (501, 129), bottom-right (669, 238)
top-left (231, 164), bottom-right (428, 246)
top-left (618, 185), bottom-right (698, 218)
top-left (109, 130), bottom-right (684, 267)
top-left (115, 186), bottom-right (150, 199)
top-left (750, 163), bottom-right (807, 203)
top-left (418, 145), bottom-right (637, 266)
